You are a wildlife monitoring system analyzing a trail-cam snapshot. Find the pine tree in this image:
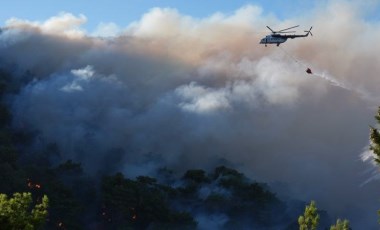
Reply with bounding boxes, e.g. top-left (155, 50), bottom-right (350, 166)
top-left (370, 107), bottom-right (380, 164)
top-left (369, 107), bottom-right (380, 224)
top-left (330, 219), bottom-right (350, 230)
top-left (298, 200), bottom-right (320, 230)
